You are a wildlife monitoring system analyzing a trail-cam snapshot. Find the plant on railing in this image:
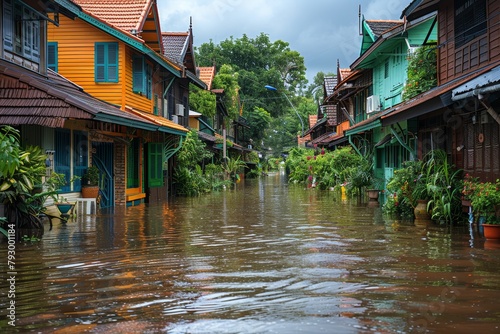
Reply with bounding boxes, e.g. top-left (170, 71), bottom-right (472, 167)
top-left (402, 45), bottom-right (437, 101)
